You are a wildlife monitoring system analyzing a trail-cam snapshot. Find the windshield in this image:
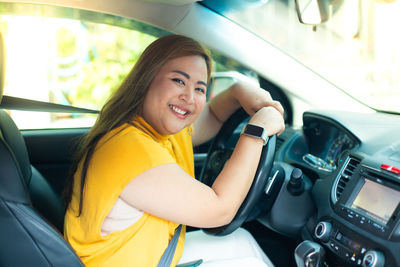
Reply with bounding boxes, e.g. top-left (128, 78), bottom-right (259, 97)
top-left (219, 0), bottom-right (400, 114)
